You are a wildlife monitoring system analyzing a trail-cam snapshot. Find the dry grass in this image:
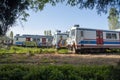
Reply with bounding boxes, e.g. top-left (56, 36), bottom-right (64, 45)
top-left (0, 53), bottom-right (120, 66)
